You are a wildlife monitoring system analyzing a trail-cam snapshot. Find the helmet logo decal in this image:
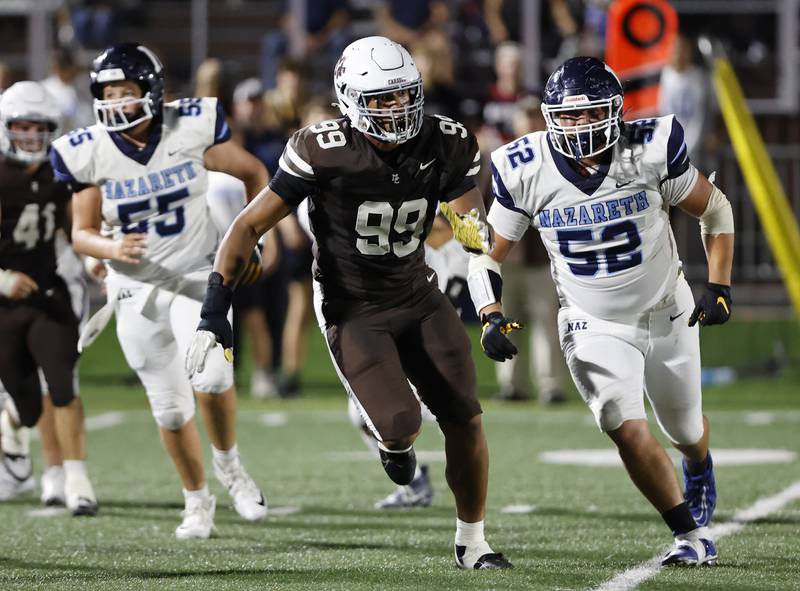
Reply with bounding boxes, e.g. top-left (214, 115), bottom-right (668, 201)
top-left (97, 68), bottom-right (126, 83)
top-left (335, 55), bottom-right (347, 78)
